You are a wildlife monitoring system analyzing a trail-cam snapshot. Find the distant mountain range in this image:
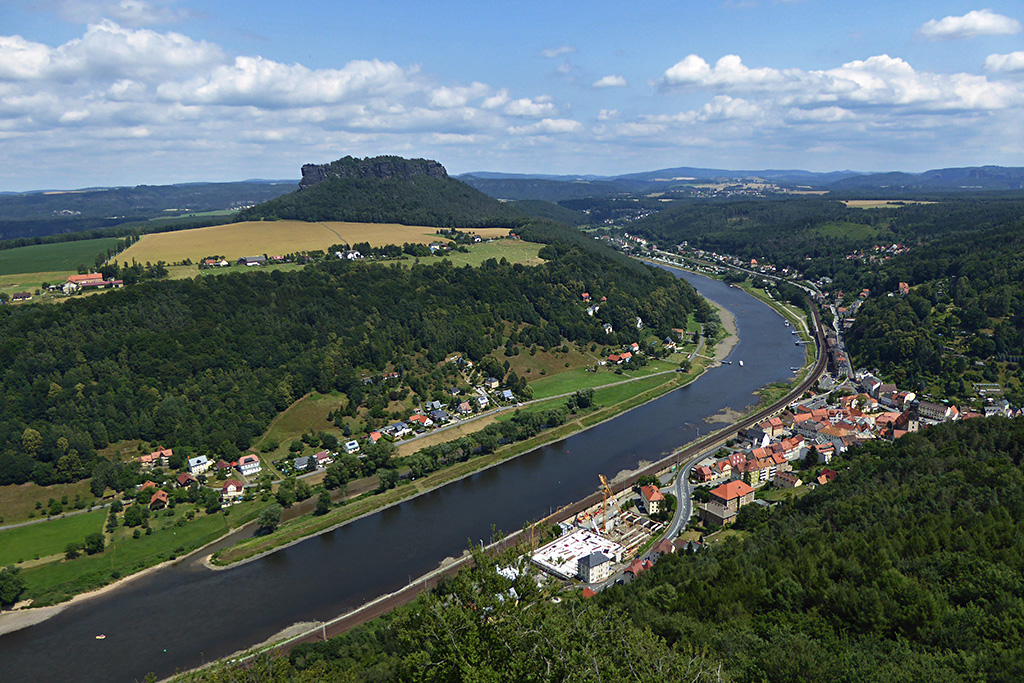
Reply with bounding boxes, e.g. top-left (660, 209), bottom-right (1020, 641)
top-left (459, 165), bottom-right (1024, 201)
